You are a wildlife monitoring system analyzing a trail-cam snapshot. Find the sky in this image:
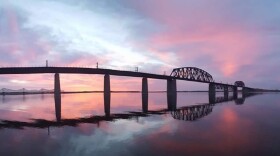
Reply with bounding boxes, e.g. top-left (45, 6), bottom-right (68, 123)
top-left (0, 0), bottom-right (280, 91)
